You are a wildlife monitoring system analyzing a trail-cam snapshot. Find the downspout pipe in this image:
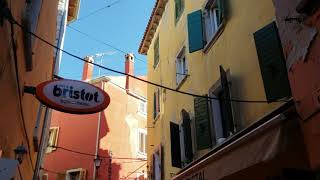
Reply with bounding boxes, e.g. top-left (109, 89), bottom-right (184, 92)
top-left (93, 81), bottom-right (104, 180)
